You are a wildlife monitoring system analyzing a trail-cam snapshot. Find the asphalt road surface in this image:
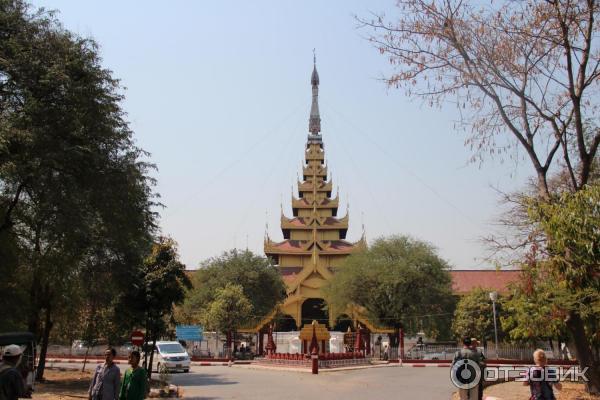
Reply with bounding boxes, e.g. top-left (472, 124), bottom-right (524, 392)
top-left (49, 362), bottom-right (455, 400)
